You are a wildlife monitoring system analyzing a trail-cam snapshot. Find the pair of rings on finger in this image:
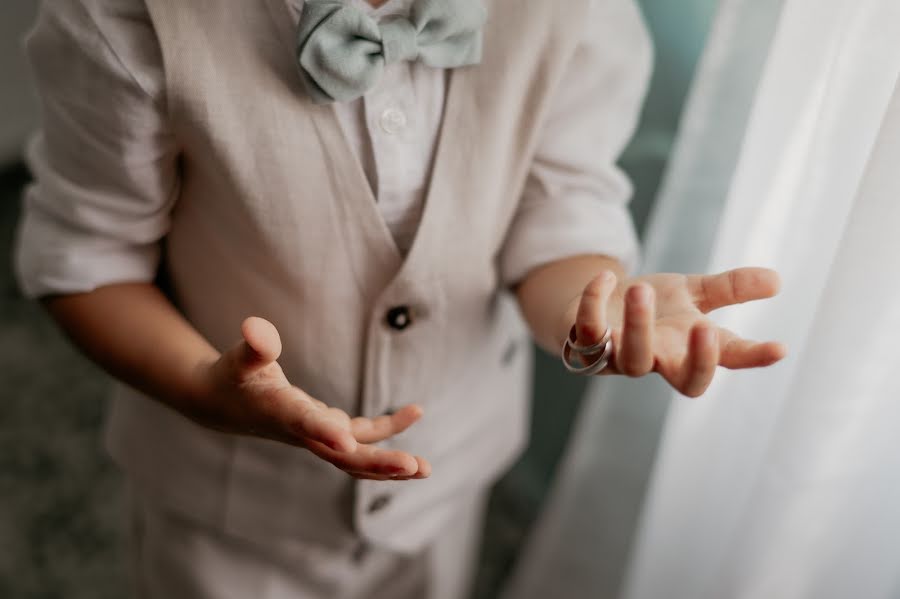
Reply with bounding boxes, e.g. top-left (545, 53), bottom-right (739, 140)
top-left (561, 324), bottom-right (613, 376)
